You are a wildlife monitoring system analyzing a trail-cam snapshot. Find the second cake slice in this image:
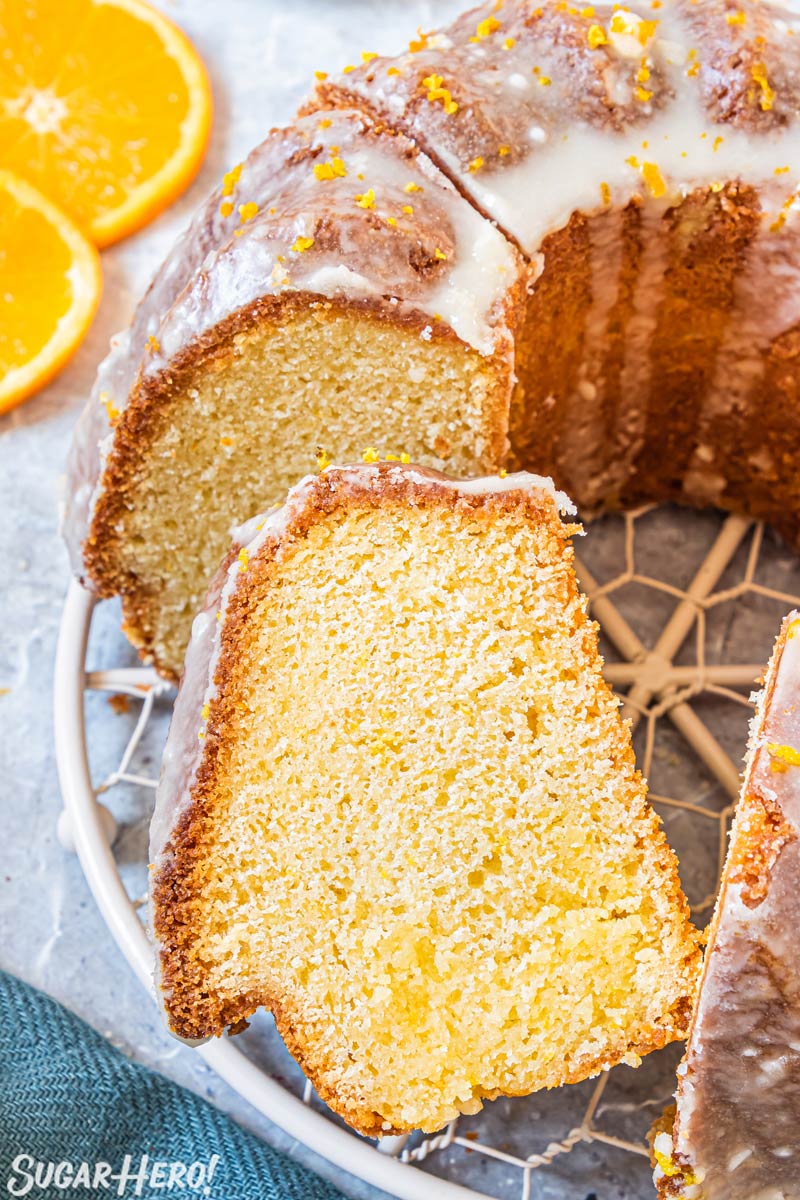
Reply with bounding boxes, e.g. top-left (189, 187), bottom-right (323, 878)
top-left (150, 462), bottom-right (701, 1135)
